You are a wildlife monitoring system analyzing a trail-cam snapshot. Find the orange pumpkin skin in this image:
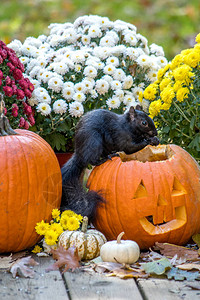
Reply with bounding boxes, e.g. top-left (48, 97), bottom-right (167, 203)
top-left (87, 145), bottom-right (200, 249)
top-left (0, 129), bottom-right (62, 253)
